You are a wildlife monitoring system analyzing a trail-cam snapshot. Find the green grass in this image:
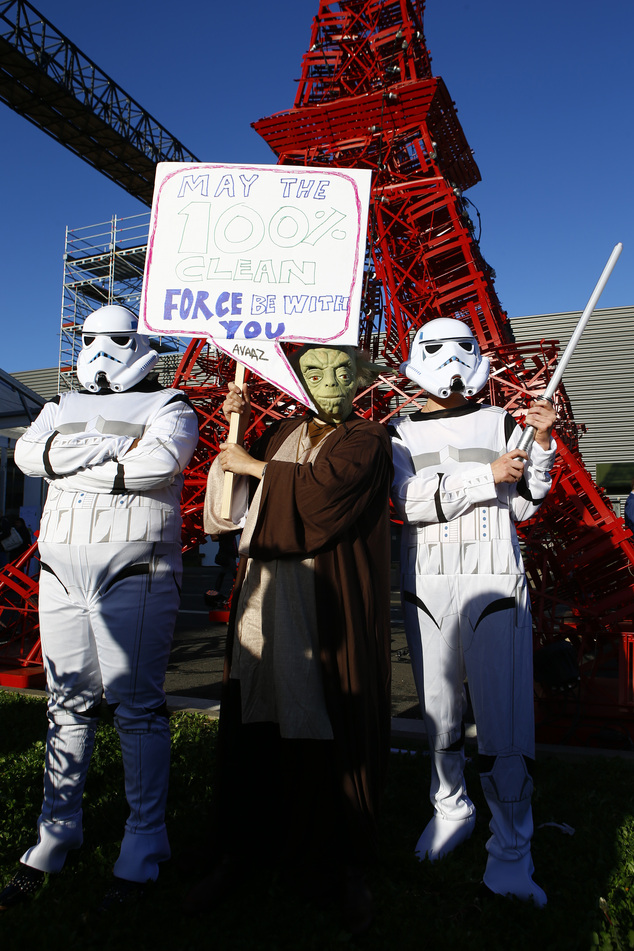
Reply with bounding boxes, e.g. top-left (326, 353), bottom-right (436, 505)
top-left (1, 689), bottom-right (634, 950)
